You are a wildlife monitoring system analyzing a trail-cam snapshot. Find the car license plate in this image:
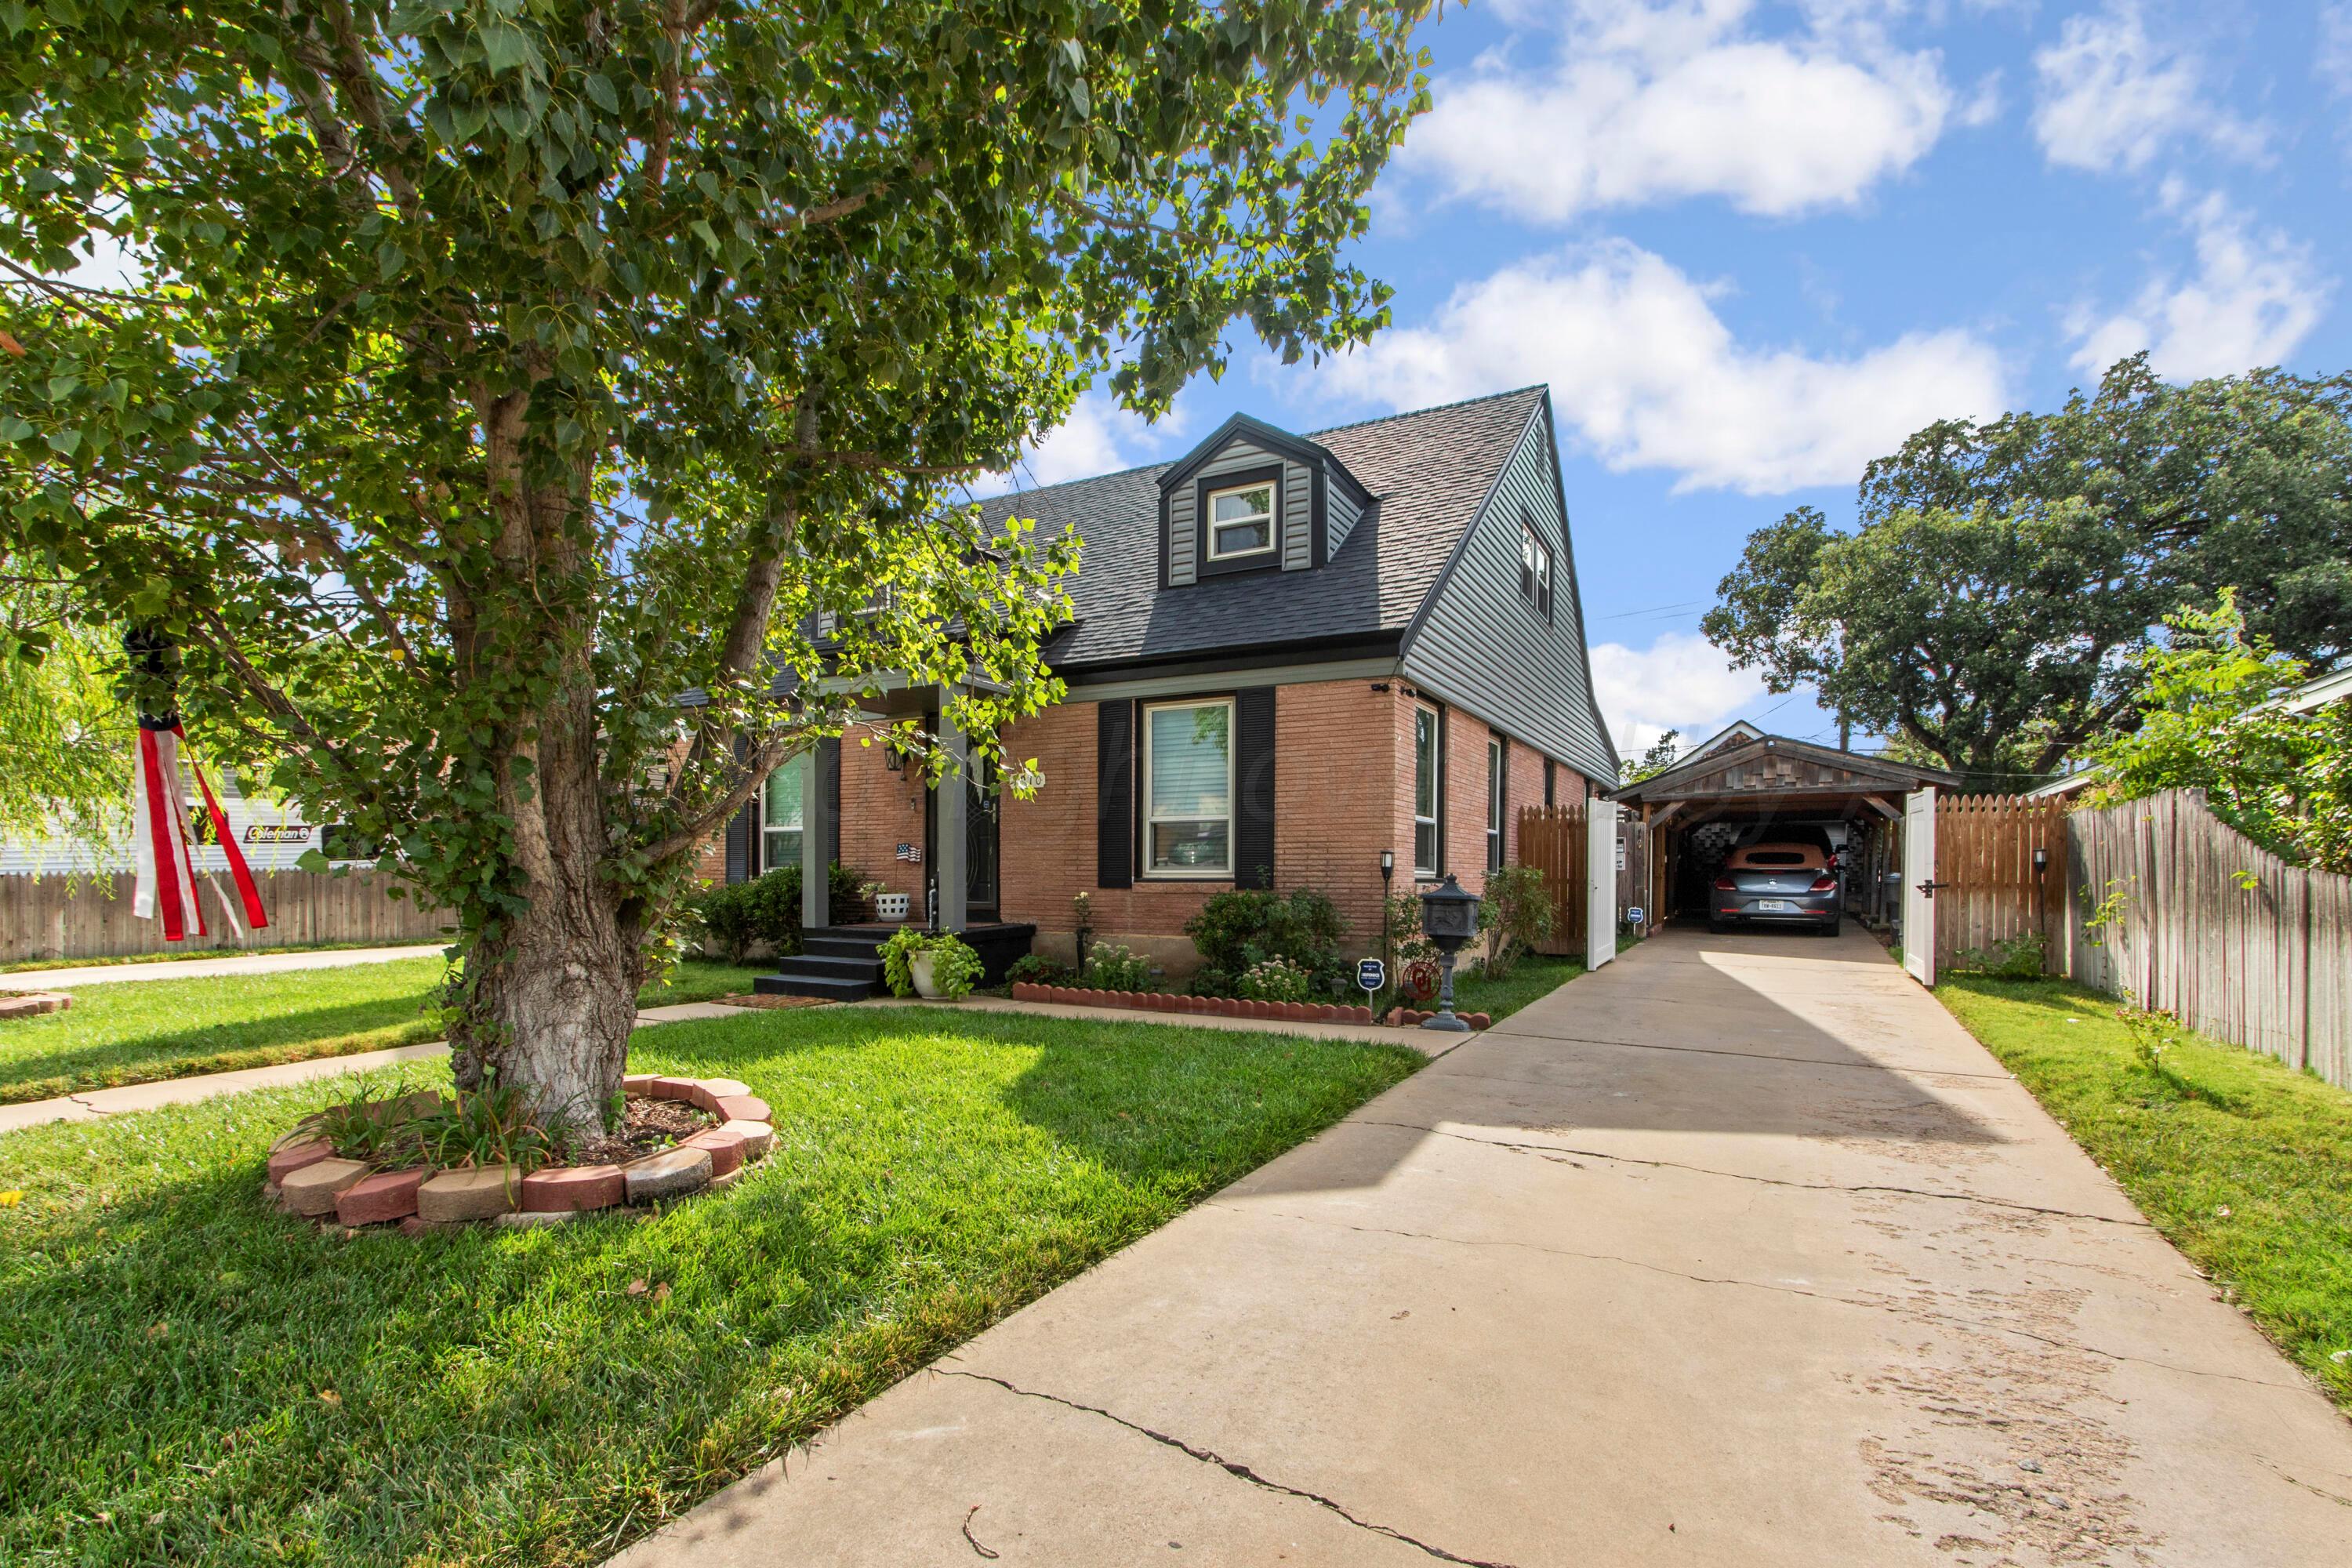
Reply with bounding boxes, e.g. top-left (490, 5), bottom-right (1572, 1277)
top-left (1754, 898), bottom-right (1797, 913)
